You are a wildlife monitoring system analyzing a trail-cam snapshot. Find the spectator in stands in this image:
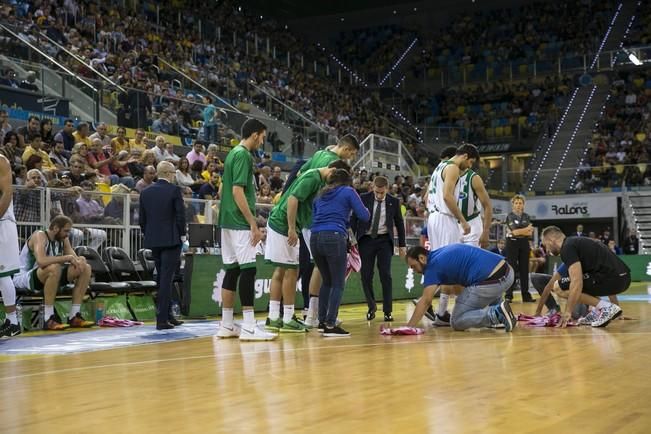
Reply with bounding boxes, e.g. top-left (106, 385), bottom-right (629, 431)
top-left (256, 183), bottom-right (273, 204)
top-left (25, 154), bottom-right (44, 173)
top-left (66, 159), bottom-right (87, 187)
top-left (205, 144), bottom-right (223, 171)
top-left (601, 229), bottom-right (612, 245)
top-left (151, 111), bottom-right (172, 134)
top-left (198, 171), bottom-right (219, 200)
top-left (175, 157), bottom-right (197, 190)
top-left (269, 166), bottom-right (284, 192)
top-left (202, 96), bottom-right (218, 143)
top-left (13, 169), bottom-right (44, 222)
top-left (18, 71), bottom-right (39, 92)
top-left (75, 181), bottom-right (108, 224)
top-left (110, 150), bottom-right (134, 181)
top-left (165, 142), bottom-right (180, 164)
top-left (607, 239), bottom-right (622, 255)
top-left (87, 138), bottom-right (118, 186)
top-left (257, 165), bottom-right (271, 189)
top-left (0, 110), bottom-right (12, 145)
top-left (129, 128), bottom-right (148, 153)
top-left (73, 122), bottom-right (91, 148)
top-left (620, 229), bottom-right (638, 254)
top-left (17, 115), bottom-right (41, 147)
top-left (88, 122), bottom-right (111, 149)
top-left (53, 119), bottom-right (75, 151)
top-left (70, 143), bottom-right (94, 174)
top-left (186, 140), bottom-right (207, 167)
top-left (126, 149), bottom-right (146, 179)
top-left (49, 139), bottom-right (69, 170)
top-left (0, 131), bottom-right (20, 168)
top-left (189, 160), bottom-right (206, 186)
top-left (22, 135), bottom-right (57, 173)
top-left (152, 136), bottom-right (168, 163)
top-left (135, 165), bottom-right (156, 192)
top-left (40, 119), bottom-right (55, 147)
top-left (110, 126), bottom-right (129, 154)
